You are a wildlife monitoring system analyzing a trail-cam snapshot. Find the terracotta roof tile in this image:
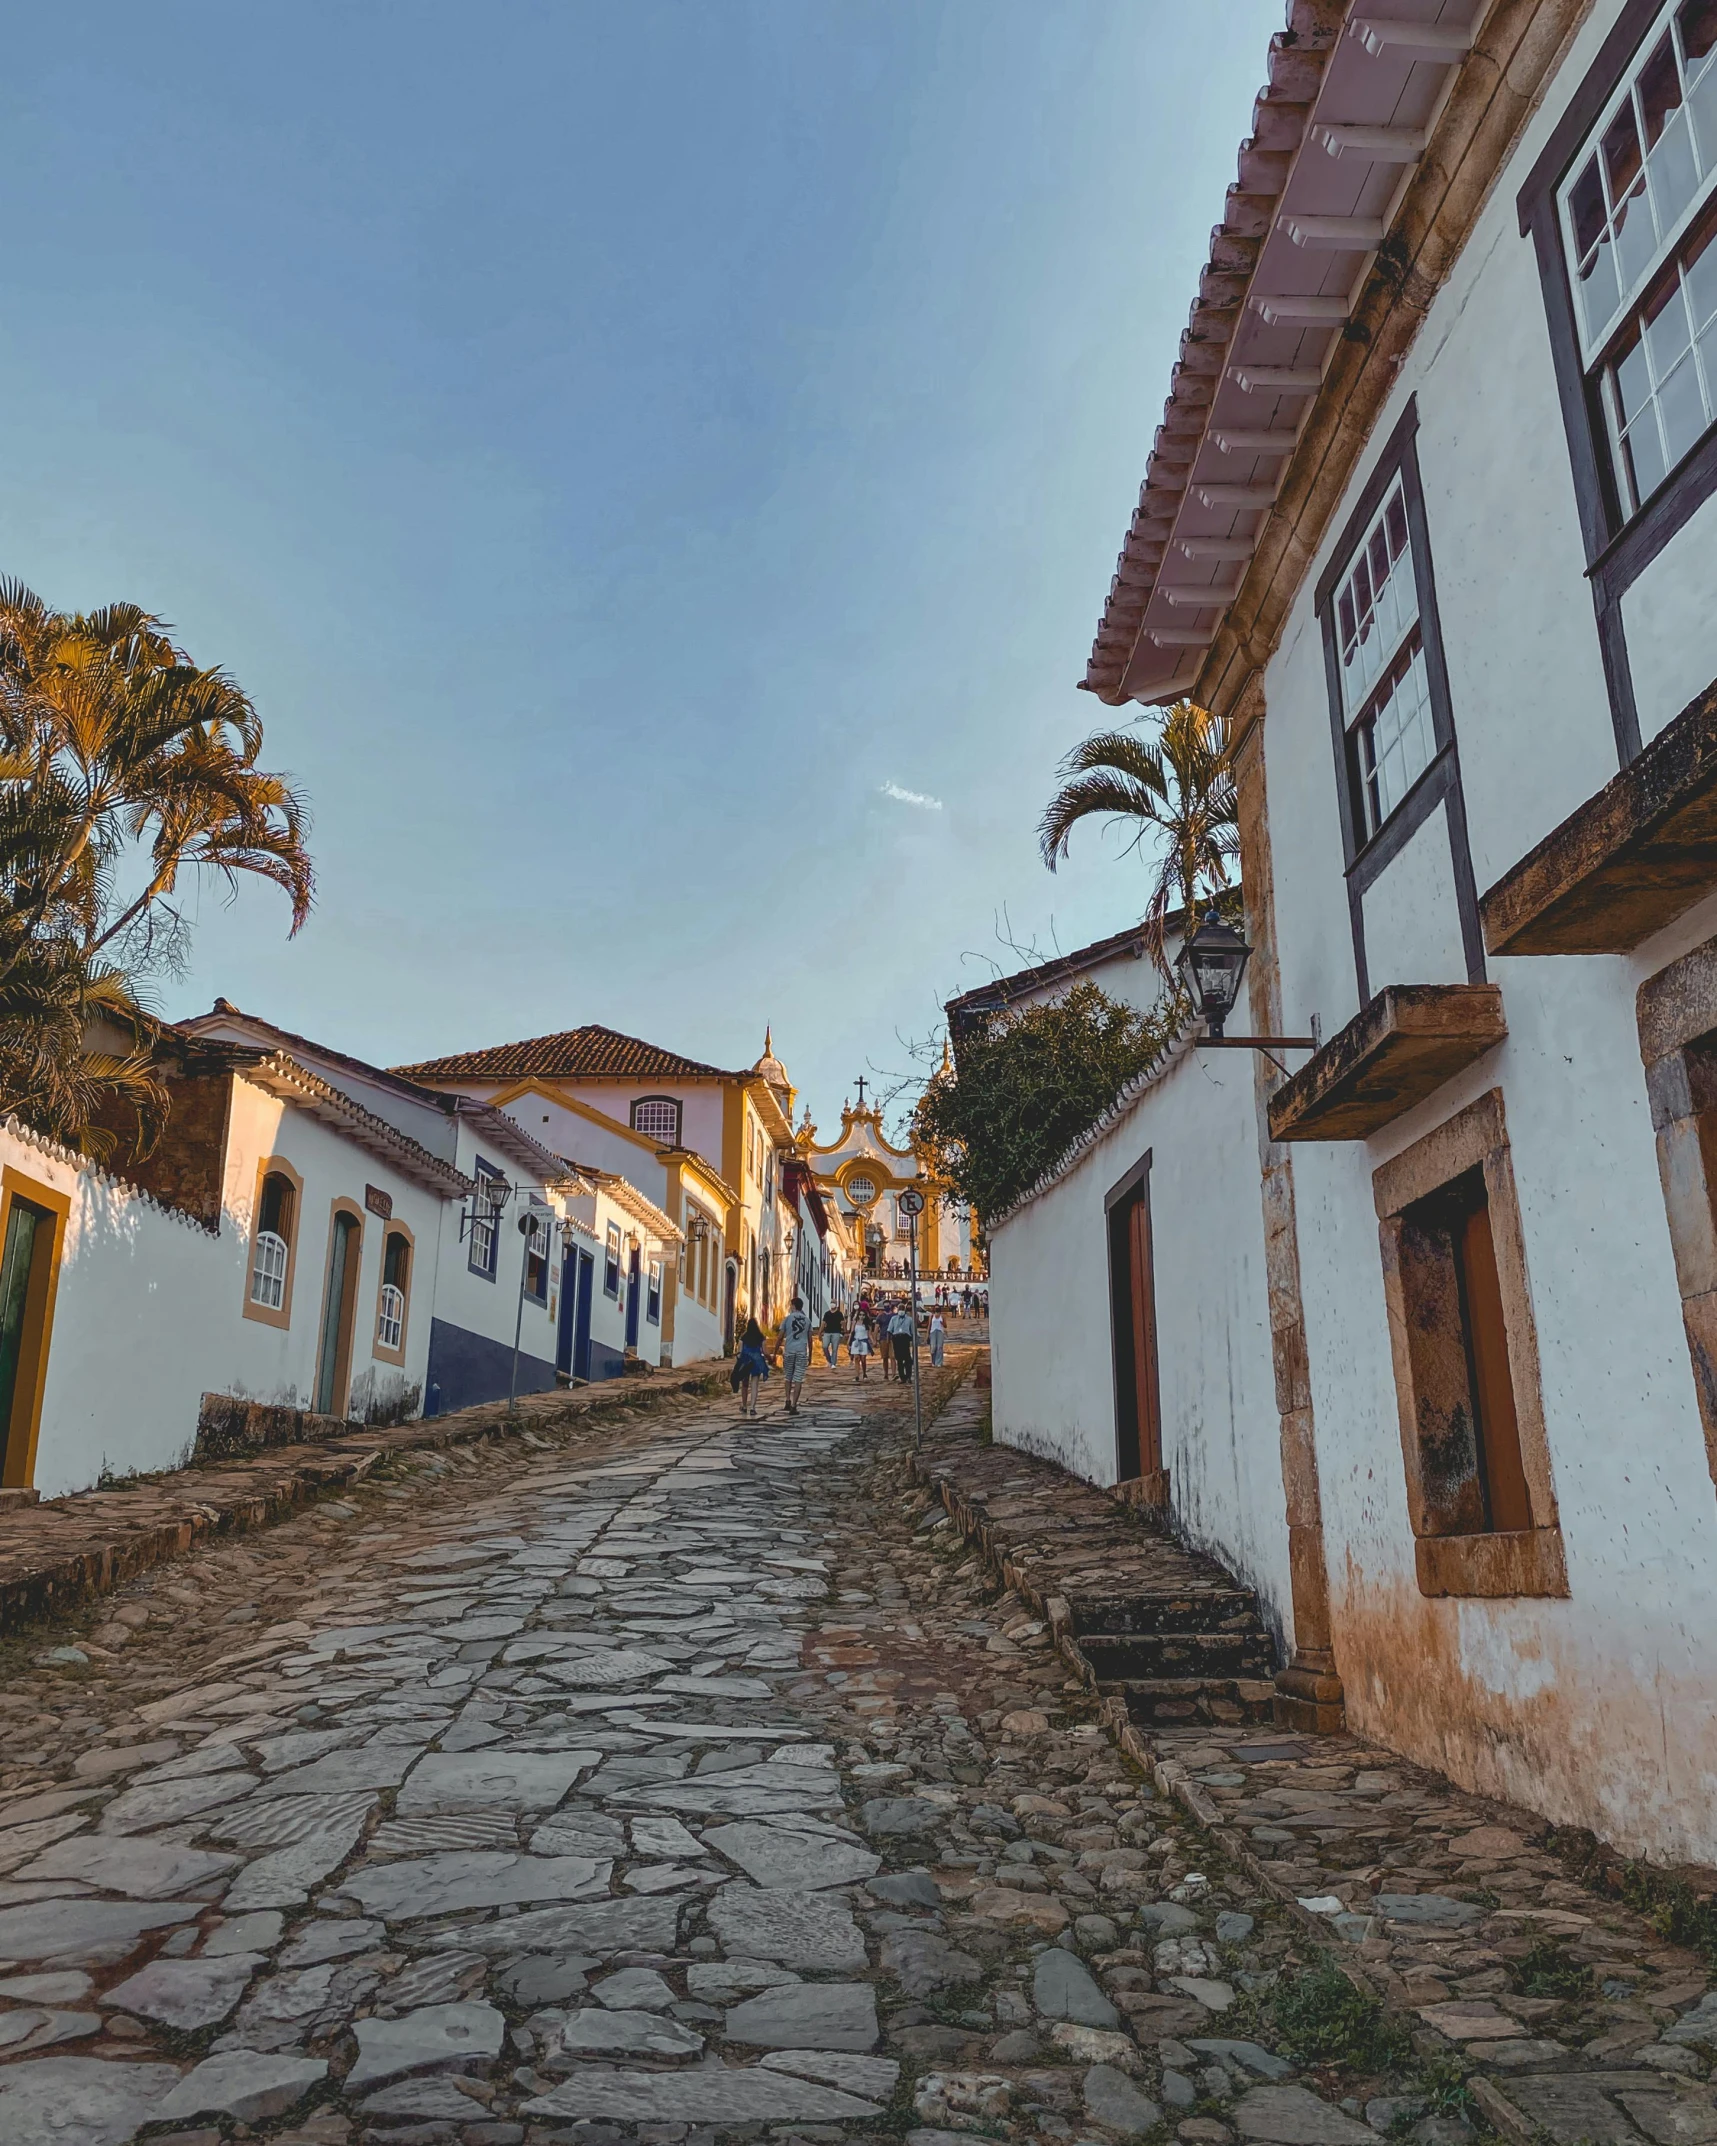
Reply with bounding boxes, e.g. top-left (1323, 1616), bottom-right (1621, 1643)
top-left (392, 1023), bottom-right (747, 1086)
